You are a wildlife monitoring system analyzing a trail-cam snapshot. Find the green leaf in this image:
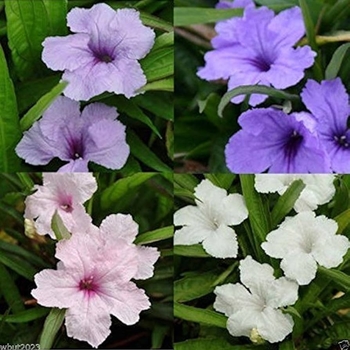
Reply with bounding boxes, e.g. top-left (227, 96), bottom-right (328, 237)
top-left (174, 174), bottom-right (198, 196)
top-left (39, 308), bottom-right (66, 350)
top-left (175, 339), bottom-right (262, 350)
top-left (318, 267), bottom-right (350, 292)
top-left (153, 31), bottom-right (174, 51)
top-left (271, 179), bottom-right (305, 228)
top-left (204, 174), bottom-right (236, 190)
top-left (0, 250), bottom-right (37, 280)
top-left (135, 226), bottom-right (173, 244)
top-left (175, 270), bottom-right (221, 302)
top-left (51, 211), bottom-right (71, 240)
top-left (218, 85), bottom-right (299, 117)
top-left (0, 263), bottom-right (24, 313)
top-left (140, 12), bottom-right (173, 32)
top-left (174, 302), bottom-right (227, 328)
top-left (127, 131), bottom-right (172, 172)
top-left (113, 96), bottom-right (161, 138)
top-left (139, 77), bottom-right (174, 92)
top-left (100, 173), bottom-right (156, 210)
top-left (240, 175), bottom-right (271, 260)
top-left (141, 47), bottom-right (174, 82)
top-left (152, 324), bottom-right (169, 349)
top-left (0, 45), bottom-right (21, 172)
top-left (334, 208), bottom-right (350, 234)
top-left (325, 42), bottom-right (350, 80)
top-left (133, 93), bottom-right (173, 121)
top-left (17, 173), bottom-right (35, 191)
top-left (174, 244), bottom-right (210, 258)
top-left (279, 340), bottom-right (296, 350)
top-left (5, 0), bottom-right (67, 80)
top-left (20, 81), bottom-right (68, 131)
top-left (0, 307), bottom-right (49, 323)
top-left (174, 7), bottom-right (243, 26)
